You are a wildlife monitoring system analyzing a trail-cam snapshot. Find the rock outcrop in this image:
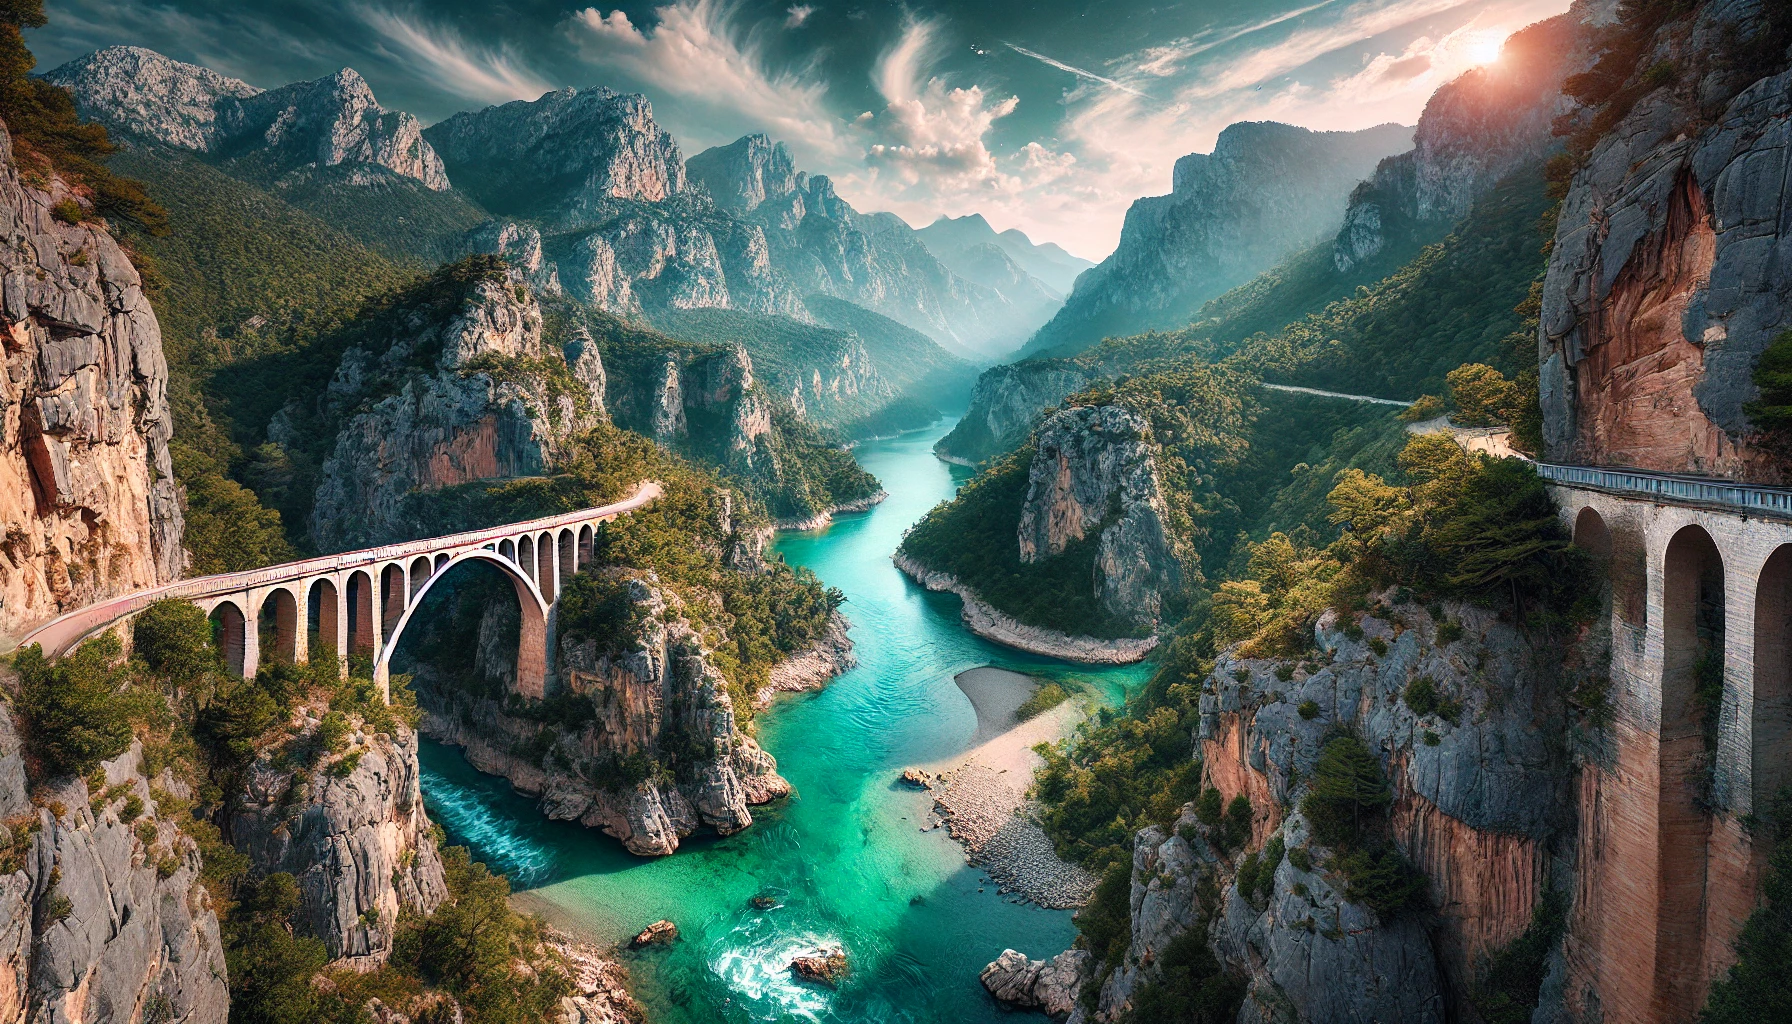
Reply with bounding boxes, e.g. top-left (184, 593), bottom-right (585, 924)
top-left (416, 573), bottom-right (791, 856)
top-left (0, 717), bottom-right (228, 1023)
top-left (980, 948), bottom-right (1090, 1018)
top-left (1017, 405), bottom-right (1183, 631)
top-left (231, 713), bottom-right (448, 969)
top-left (1540, 1), bottom-right (1792, 481)
top-left (1022, 121), bottom-right (1413, 359)
top-left (308, 262), bottom-right (605, 550)
top-left (0, 117), bottom-right (184, 644)
top-left (1333, 11), bottom-right (1594, 272)
top-left (935, 361), bottom-right (1092, 464)
top-left (891, 552), bottom-right (1158, 664)
top-left (46, 46), bottom-right (450, 190)
top-left (1037, 593), bottom-right (1581, 1022)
